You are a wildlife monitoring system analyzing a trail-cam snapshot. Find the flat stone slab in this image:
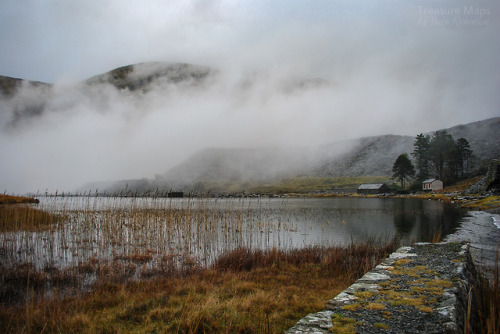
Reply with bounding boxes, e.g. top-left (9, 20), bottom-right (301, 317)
top-left (287, 242), bottom-right (470, 334)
